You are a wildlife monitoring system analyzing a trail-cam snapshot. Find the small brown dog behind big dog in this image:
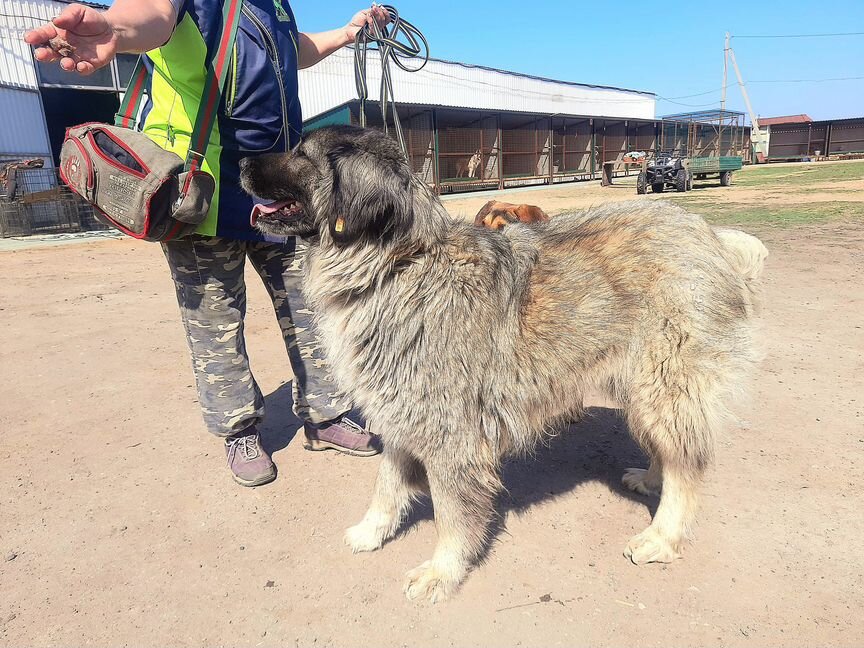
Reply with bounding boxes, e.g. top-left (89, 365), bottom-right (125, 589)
top-left (474, 200), bottom-right (550, 230)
